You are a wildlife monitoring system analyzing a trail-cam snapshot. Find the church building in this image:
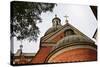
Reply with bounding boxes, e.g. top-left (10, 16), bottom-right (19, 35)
top-left (13, 15), bottom-right (97, 65)
top-left (31, 15), bottom-right (97, 64)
